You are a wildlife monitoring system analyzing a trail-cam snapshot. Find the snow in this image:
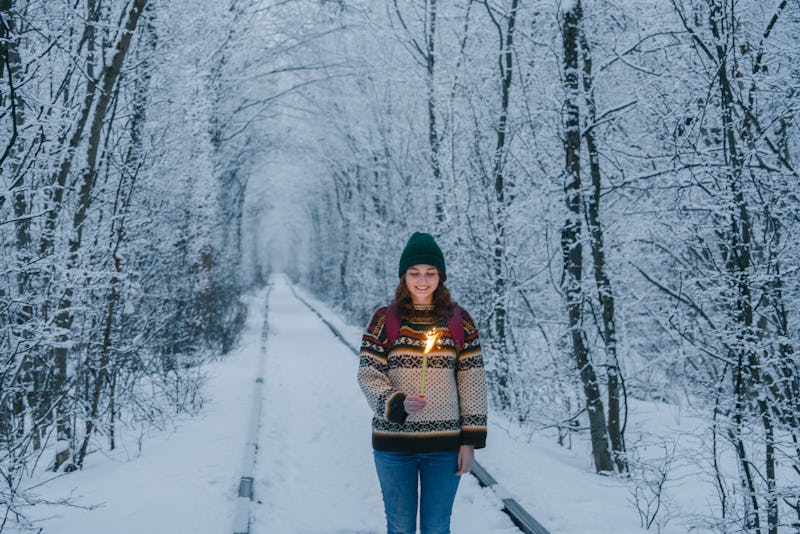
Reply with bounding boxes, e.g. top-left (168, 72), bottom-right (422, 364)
top-left (289, 282), bottom-right (704, 534)
top-left (17, 276), bottom-right (710, 533)
top-left (17, 290), bottom-right (269, 534)
top-left (252, 277), bottom-right (517, 533)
